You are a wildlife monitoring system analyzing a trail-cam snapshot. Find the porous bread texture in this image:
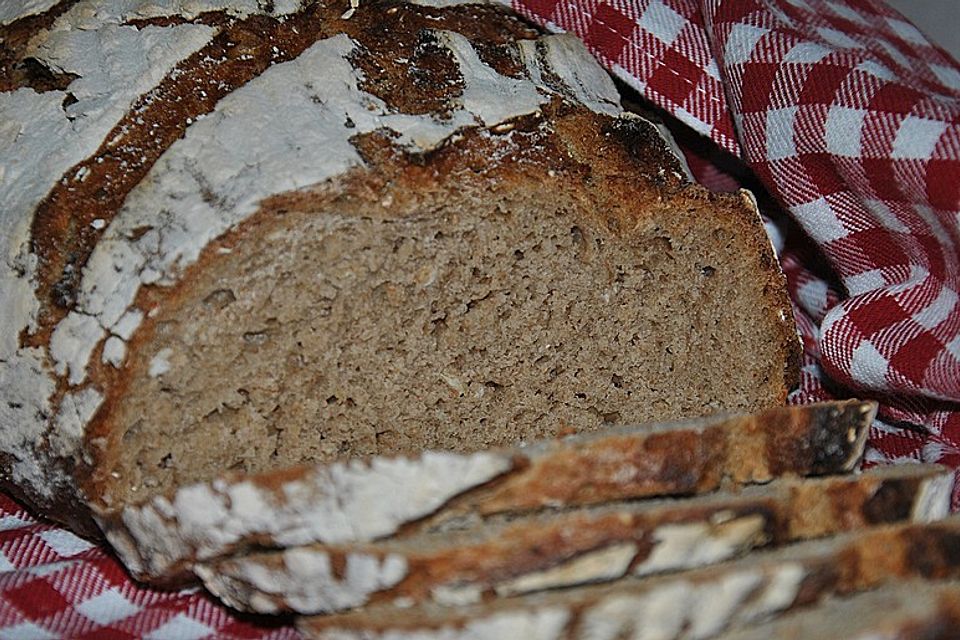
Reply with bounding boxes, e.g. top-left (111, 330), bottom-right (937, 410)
top-left (296, 517), bottom-right (960, 640)
top-left (196, 463), bottom-right (953, 615)
top-left (101, 119), bottom-right (798, 506)
top-left (99, 401), bottom-right (873, 583)
top-left (1, 0), bottom-right (797, 538)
